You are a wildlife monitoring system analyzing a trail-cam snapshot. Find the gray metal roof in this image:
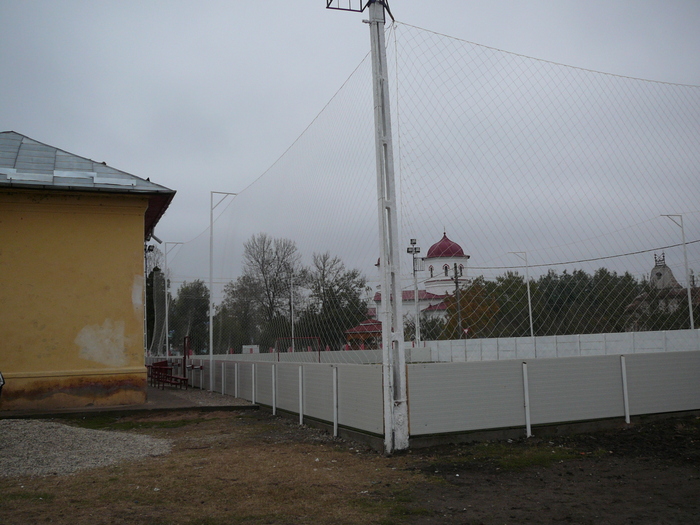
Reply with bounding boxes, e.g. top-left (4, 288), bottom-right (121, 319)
top-left (0, 131), bottom-right (174, 193)
top-left (0, 131), bottom-right (176, 238)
